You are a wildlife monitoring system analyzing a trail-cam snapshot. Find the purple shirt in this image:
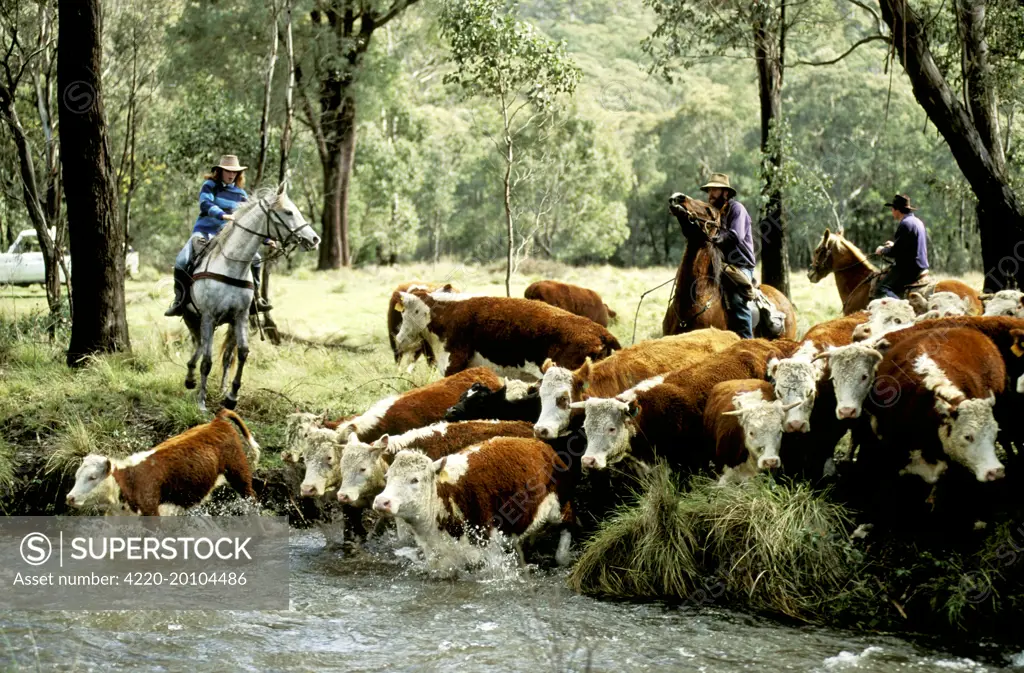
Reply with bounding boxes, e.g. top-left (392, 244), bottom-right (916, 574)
top-left (716, 199), bottom-right (756, 269)
top-left (882, 213), bottom-right (929, 272)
